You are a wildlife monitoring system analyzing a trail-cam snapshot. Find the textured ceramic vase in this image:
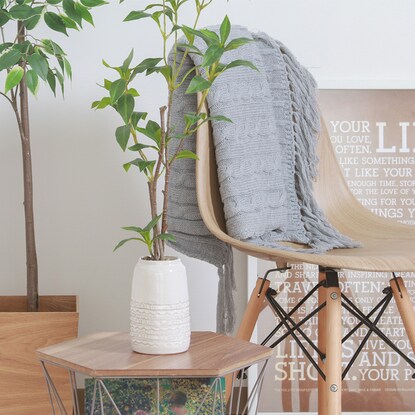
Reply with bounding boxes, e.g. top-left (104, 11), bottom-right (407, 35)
top-left (130, 257), bottom-right (191, 354)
